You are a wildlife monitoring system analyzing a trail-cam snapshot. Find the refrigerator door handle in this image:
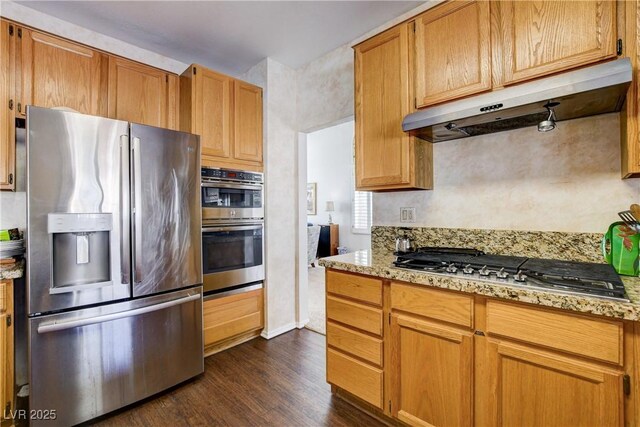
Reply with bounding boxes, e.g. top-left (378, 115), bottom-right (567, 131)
top-left (131, 136), bottom-right (143, 285)
top-left (36, 293), bottom-right (201, 334)
top-left (120, 134), bottom-right (131, 285)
